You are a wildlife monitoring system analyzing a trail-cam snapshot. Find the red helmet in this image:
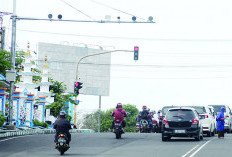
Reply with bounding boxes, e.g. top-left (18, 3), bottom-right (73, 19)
top-left (116, 103), bottom-right (122, 108)
top-left (142, 105), bottom-right (147, 110)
